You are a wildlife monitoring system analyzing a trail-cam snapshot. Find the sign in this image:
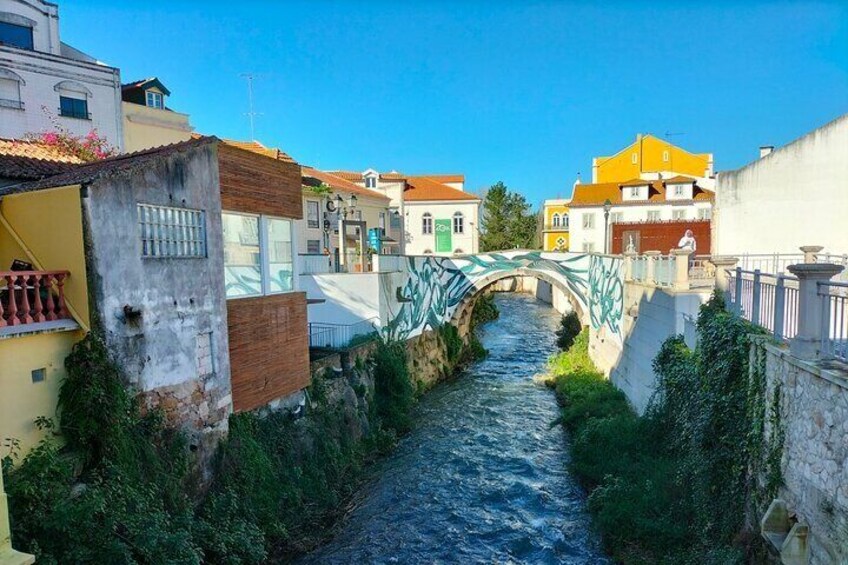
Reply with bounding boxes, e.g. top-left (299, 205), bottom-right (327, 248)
top-left (368, 228), bottom-right (382, 253)
top-left (435, 219), bottom-right (452, 253)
